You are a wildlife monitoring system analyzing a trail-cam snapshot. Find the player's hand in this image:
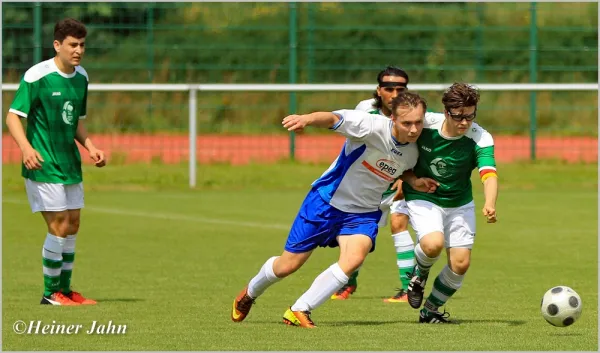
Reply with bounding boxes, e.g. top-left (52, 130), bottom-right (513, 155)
top-left (282, 114), bottom-right (309, 133)
top-left (411, 177), bottom-right (439, 193)
top-left (22, 147), bottom-right (44, 170)
top-left (89, 148), bottom-right (106, 168)
top-left (482, 204), bottom-right (497, 223)
top-left (391, 179), bottom-right (405, 201)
